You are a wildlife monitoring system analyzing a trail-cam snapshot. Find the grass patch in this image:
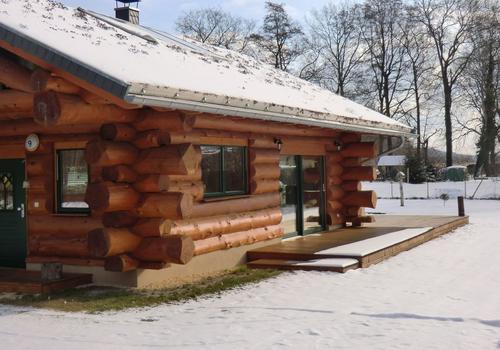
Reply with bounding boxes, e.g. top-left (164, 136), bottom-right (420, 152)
top-left (0, 267), bottom-right (281, 313)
